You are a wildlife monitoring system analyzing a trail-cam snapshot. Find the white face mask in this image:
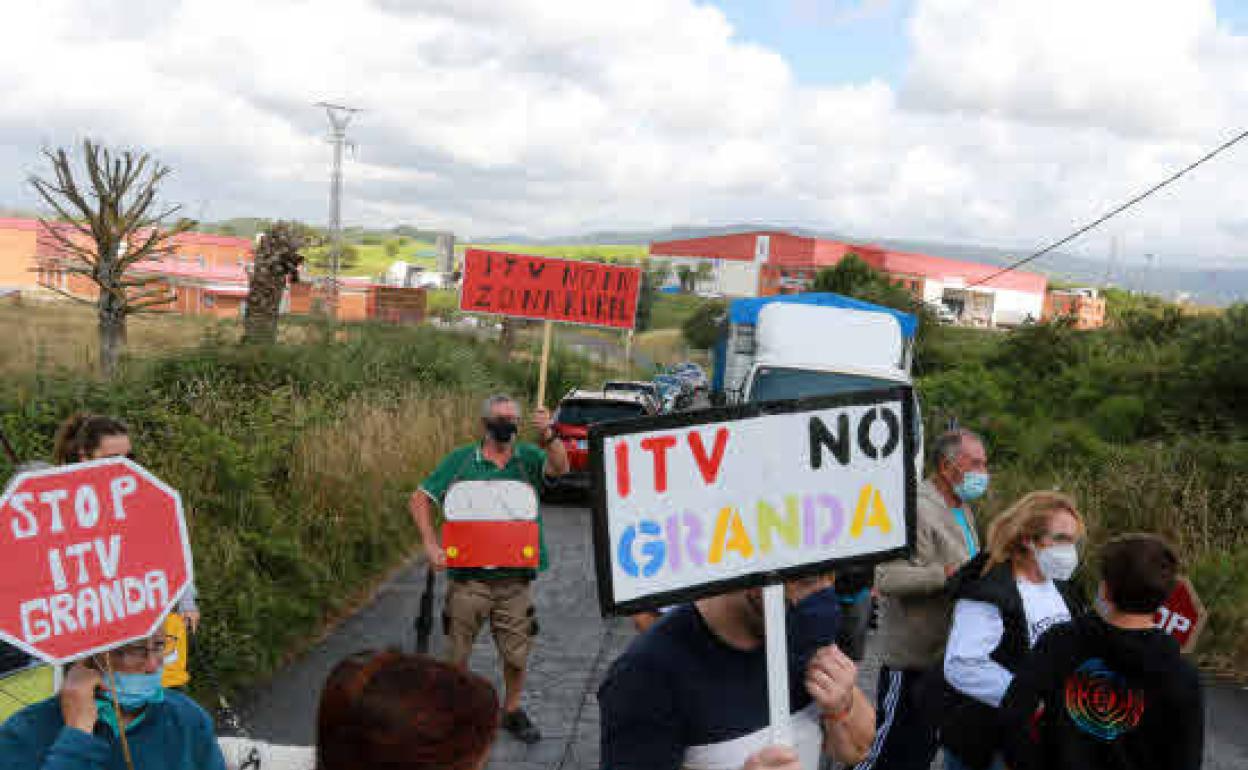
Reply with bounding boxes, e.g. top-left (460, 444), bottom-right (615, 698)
top-left (1033, 543), bottom-right (1079, 581)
